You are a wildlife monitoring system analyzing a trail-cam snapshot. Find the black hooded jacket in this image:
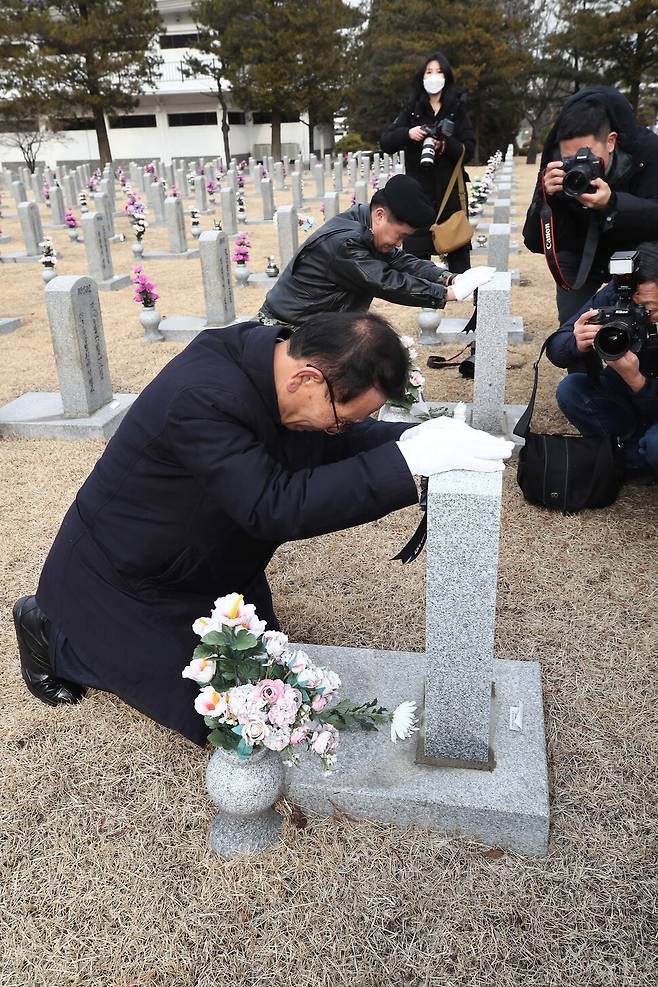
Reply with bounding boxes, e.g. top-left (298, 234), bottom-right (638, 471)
top-left (523, 86), bottom-right (658, 271)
